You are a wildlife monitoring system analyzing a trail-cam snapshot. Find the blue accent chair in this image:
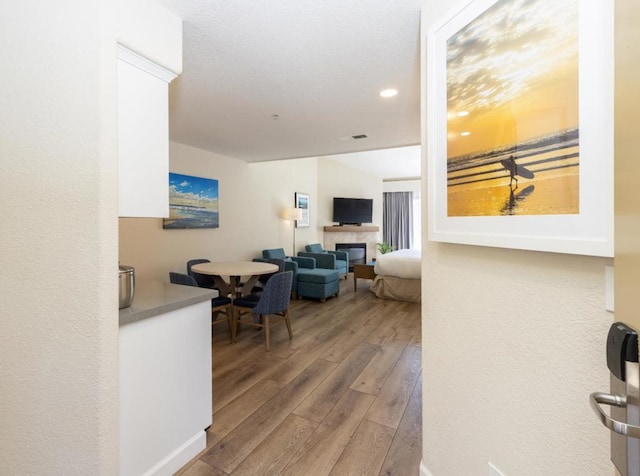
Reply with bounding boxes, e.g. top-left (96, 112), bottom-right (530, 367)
top-left (262, 248), bottom-right (340, 302)
top-left (232, 271), bottom-right (294, 351)
top-left (298, 243), bottom-right (349, 279)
